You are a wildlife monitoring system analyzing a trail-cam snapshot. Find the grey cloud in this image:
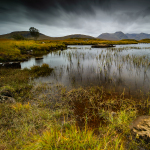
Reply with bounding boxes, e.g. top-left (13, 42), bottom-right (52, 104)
top-left (0, 0), bottom-right (150, 36)
top-left (113, 6), bottom-right (150, 25)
